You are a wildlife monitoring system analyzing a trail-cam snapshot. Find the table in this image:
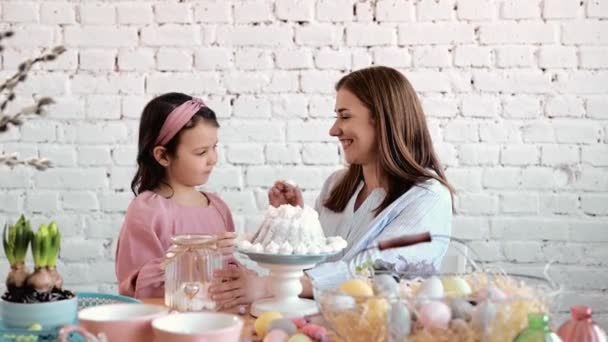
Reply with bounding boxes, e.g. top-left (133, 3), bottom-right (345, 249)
top-left (141, 298), bottom-right (334, 341)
